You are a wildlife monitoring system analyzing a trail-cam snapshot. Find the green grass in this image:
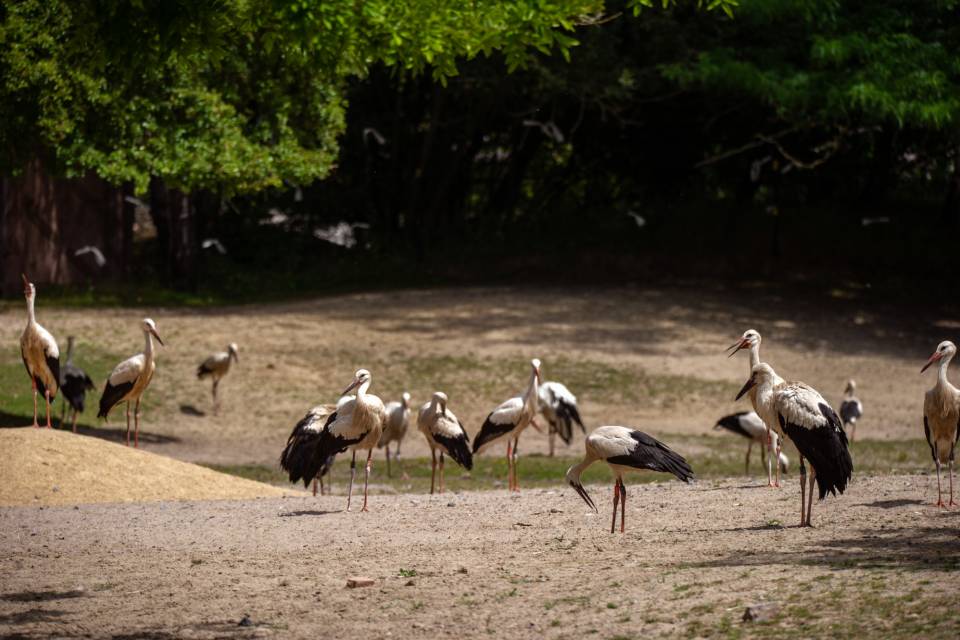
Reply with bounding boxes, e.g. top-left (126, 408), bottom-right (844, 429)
top-left (204, 434), bottom-right (935, 494)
